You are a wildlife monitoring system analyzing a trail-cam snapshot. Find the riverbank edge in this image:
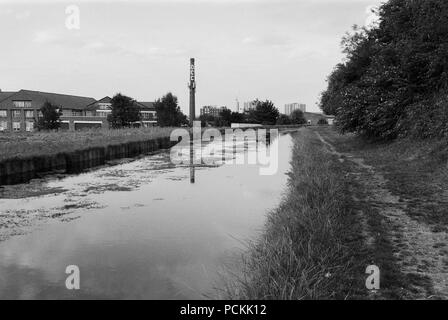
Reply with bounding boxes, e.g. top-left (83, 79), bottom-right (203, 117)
top-left (0, 125), bottom-right (303, 186)
top-left (226, 127), bottom-right (366, 299)
top-left (228, 126), bottom-right (448, 300)
top-left (0, 137), bottom-right (179, 186)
